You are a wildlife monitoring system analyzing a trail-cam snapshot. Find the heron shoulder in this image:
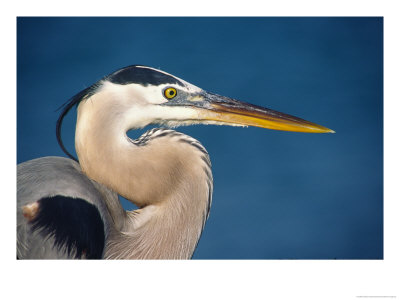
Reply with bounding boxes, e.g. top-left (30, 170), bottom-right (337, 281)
top-left (17, 157), bottom-right (120, 259)
top-left (23, 194), bottom-right (105, 259)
